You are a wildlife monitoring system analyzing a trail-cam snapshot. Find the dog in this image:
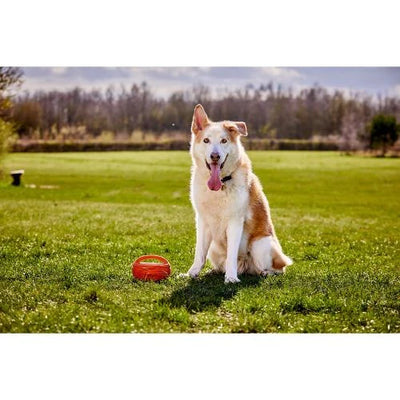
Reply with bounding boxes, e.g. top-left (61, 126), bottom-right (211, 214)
top-left (186, 104), bottom-right (292, 283)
